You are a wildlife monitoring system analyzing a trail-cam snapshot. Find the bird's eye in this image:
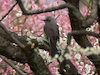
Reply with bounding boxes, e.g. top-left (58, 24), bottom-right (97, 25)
top-left (48, 19), bottom-right (50, 21)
